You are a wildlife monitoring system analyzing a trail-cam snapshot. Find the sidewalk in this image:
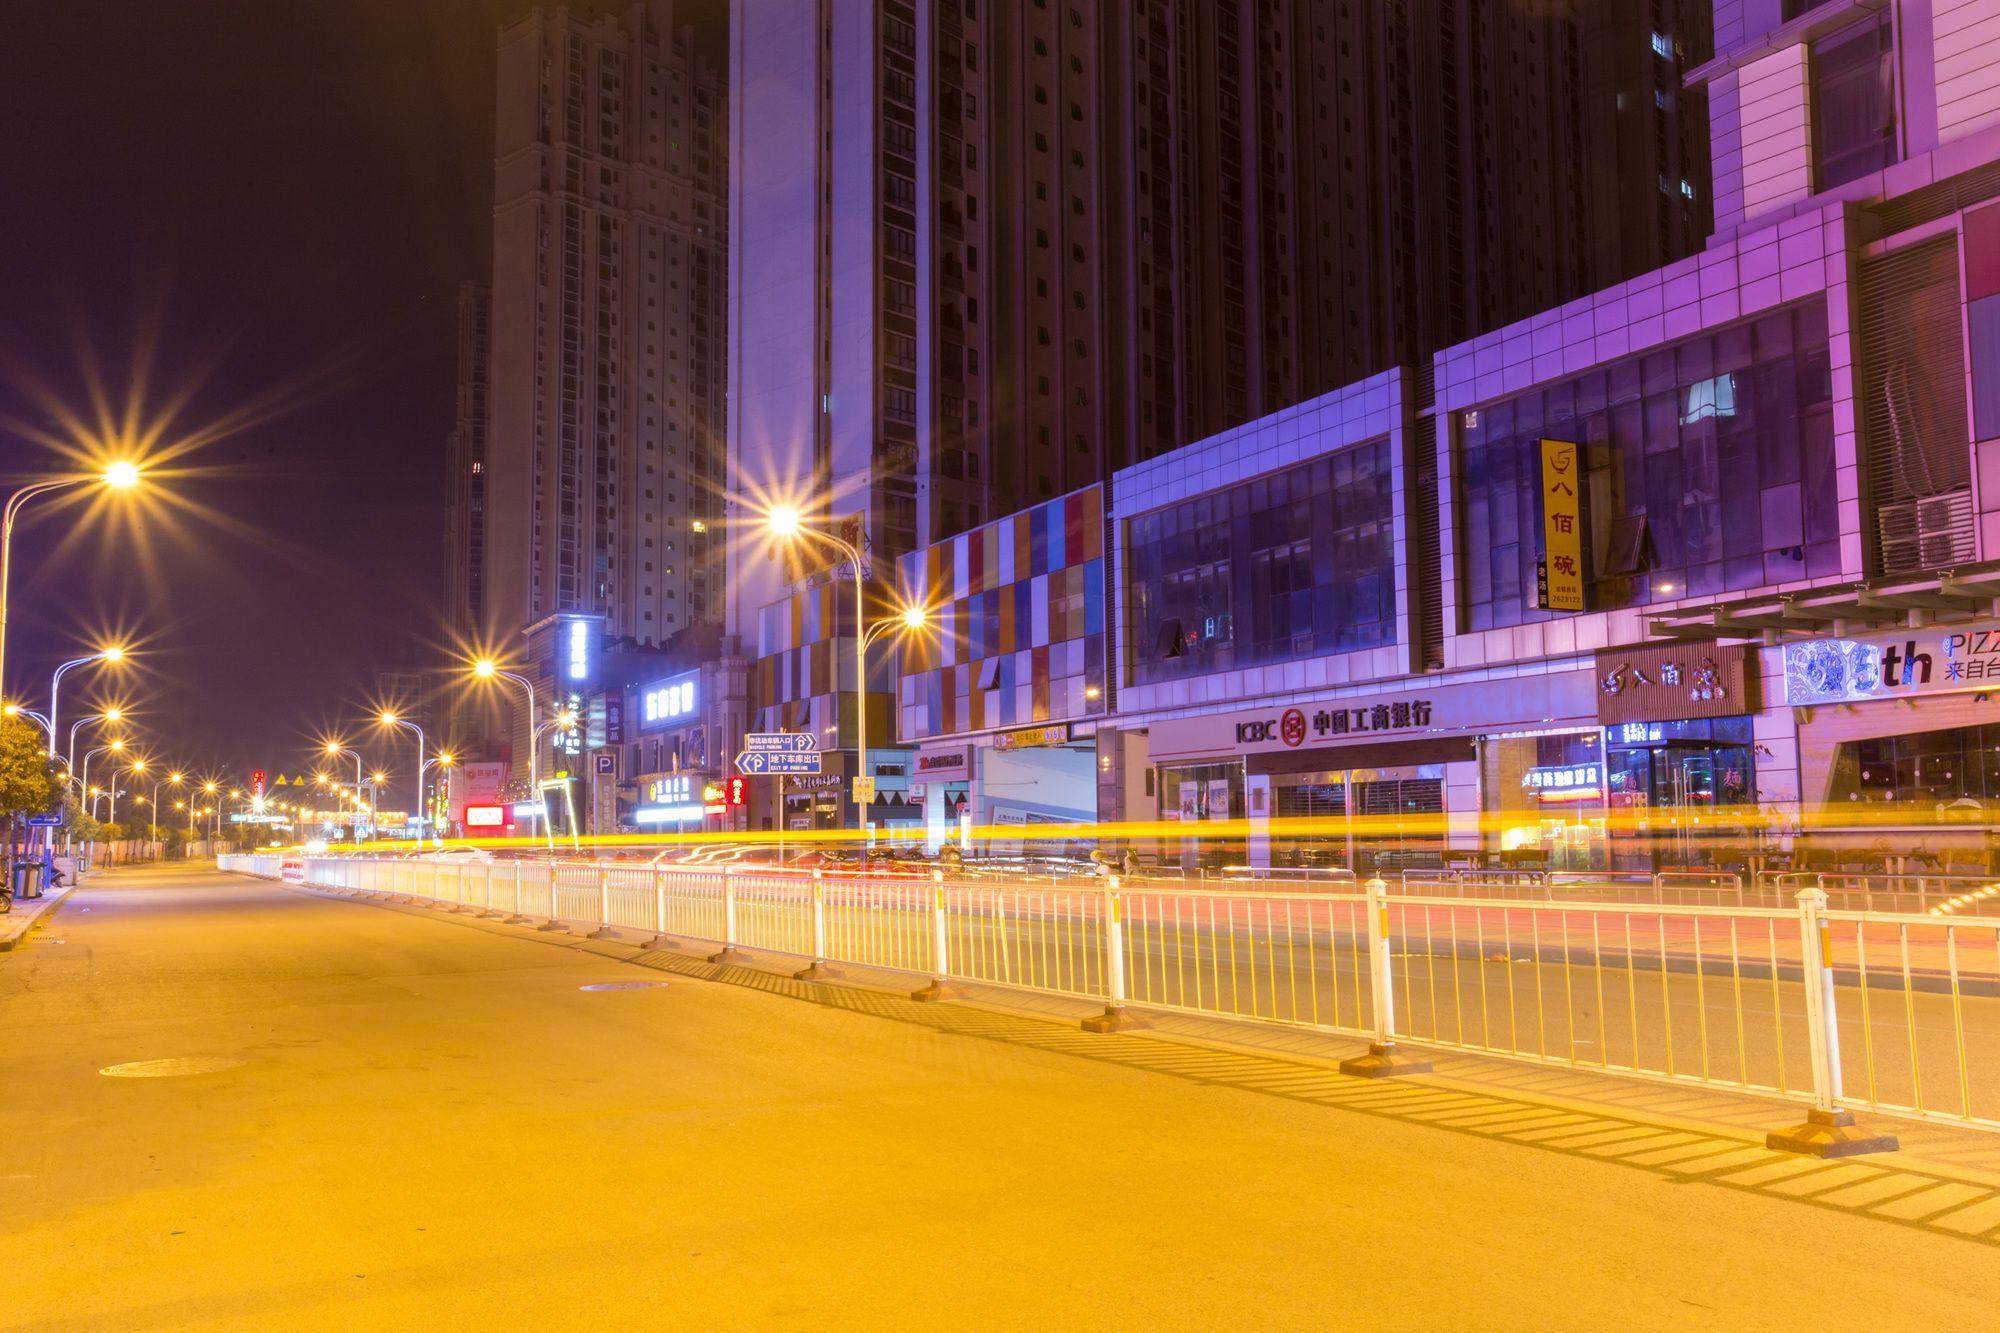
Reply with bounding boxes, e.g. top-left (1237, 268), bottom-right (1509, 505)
top-left (0, 881), bottom-right (75, 952)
